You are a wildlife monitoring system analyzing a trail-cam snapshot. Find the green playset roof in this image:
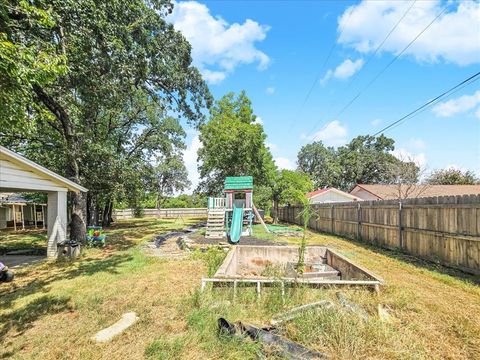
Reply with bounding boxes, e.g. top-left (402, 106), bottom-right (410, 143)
top-left (224, 176), bottom-right (253, 190)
